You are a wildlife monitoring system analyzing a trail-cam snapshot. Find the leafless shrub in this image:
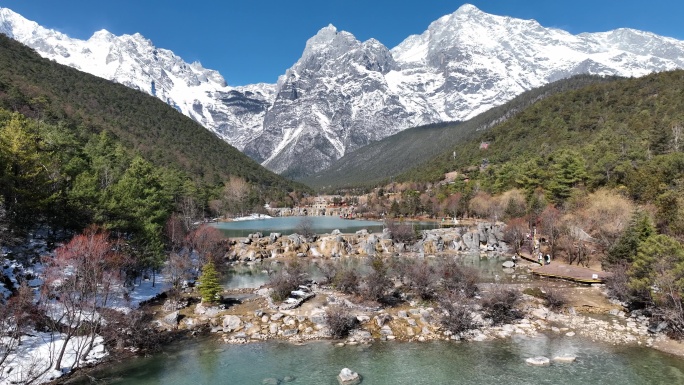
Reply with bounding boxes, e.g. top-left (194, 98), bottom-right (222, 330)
top-left (384, 218), bottom-right (417, 244)
top-left (439, 294), bottom-right (476, 334)
top-left (100, 308), bottom-right (168, 352)
top-left (361, 255), bottom-right (392, 302)
top-left (0, 282), bottom-right (38, 379)
top-left (605, 262), bottom-right (631, 303)
top-left (334, 266), bottom-right (360, 294)
top-left (325, 305), bottom-right (358, 339)
top-left (437, 258), bottom-right (479, 298)
top-left (268, 260), bottom-right (307, 302)
top-left (316, 259), bottom-right (338, 285)
top-left (481, 286), bottom-right (522, 325)
top-left (269, 270), bottom-right (300, 302)
top-left (405, 259), bottom-right (437, 300)
top-left (543, 288), bottom-right (567, 311)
